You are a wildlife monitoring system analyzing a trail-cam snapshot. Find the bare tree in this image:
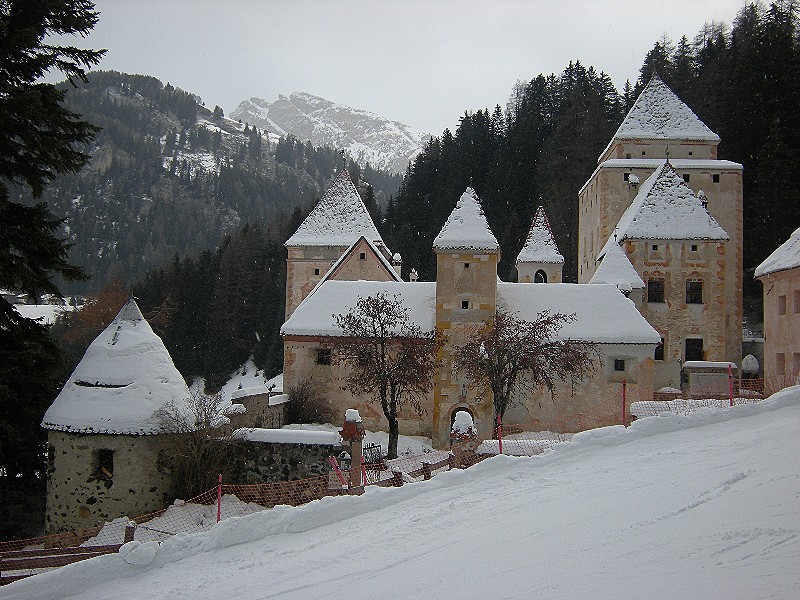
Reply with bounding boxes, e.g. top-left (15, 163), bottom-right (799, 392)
top-left (285, 377), bottom-right (335, 425)
top-left (330, 292), bottom-right (440, 459)
top-left (156, 391), bottom-right (234, 498)
top-left (453, 309), bottom-right (596, 433)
